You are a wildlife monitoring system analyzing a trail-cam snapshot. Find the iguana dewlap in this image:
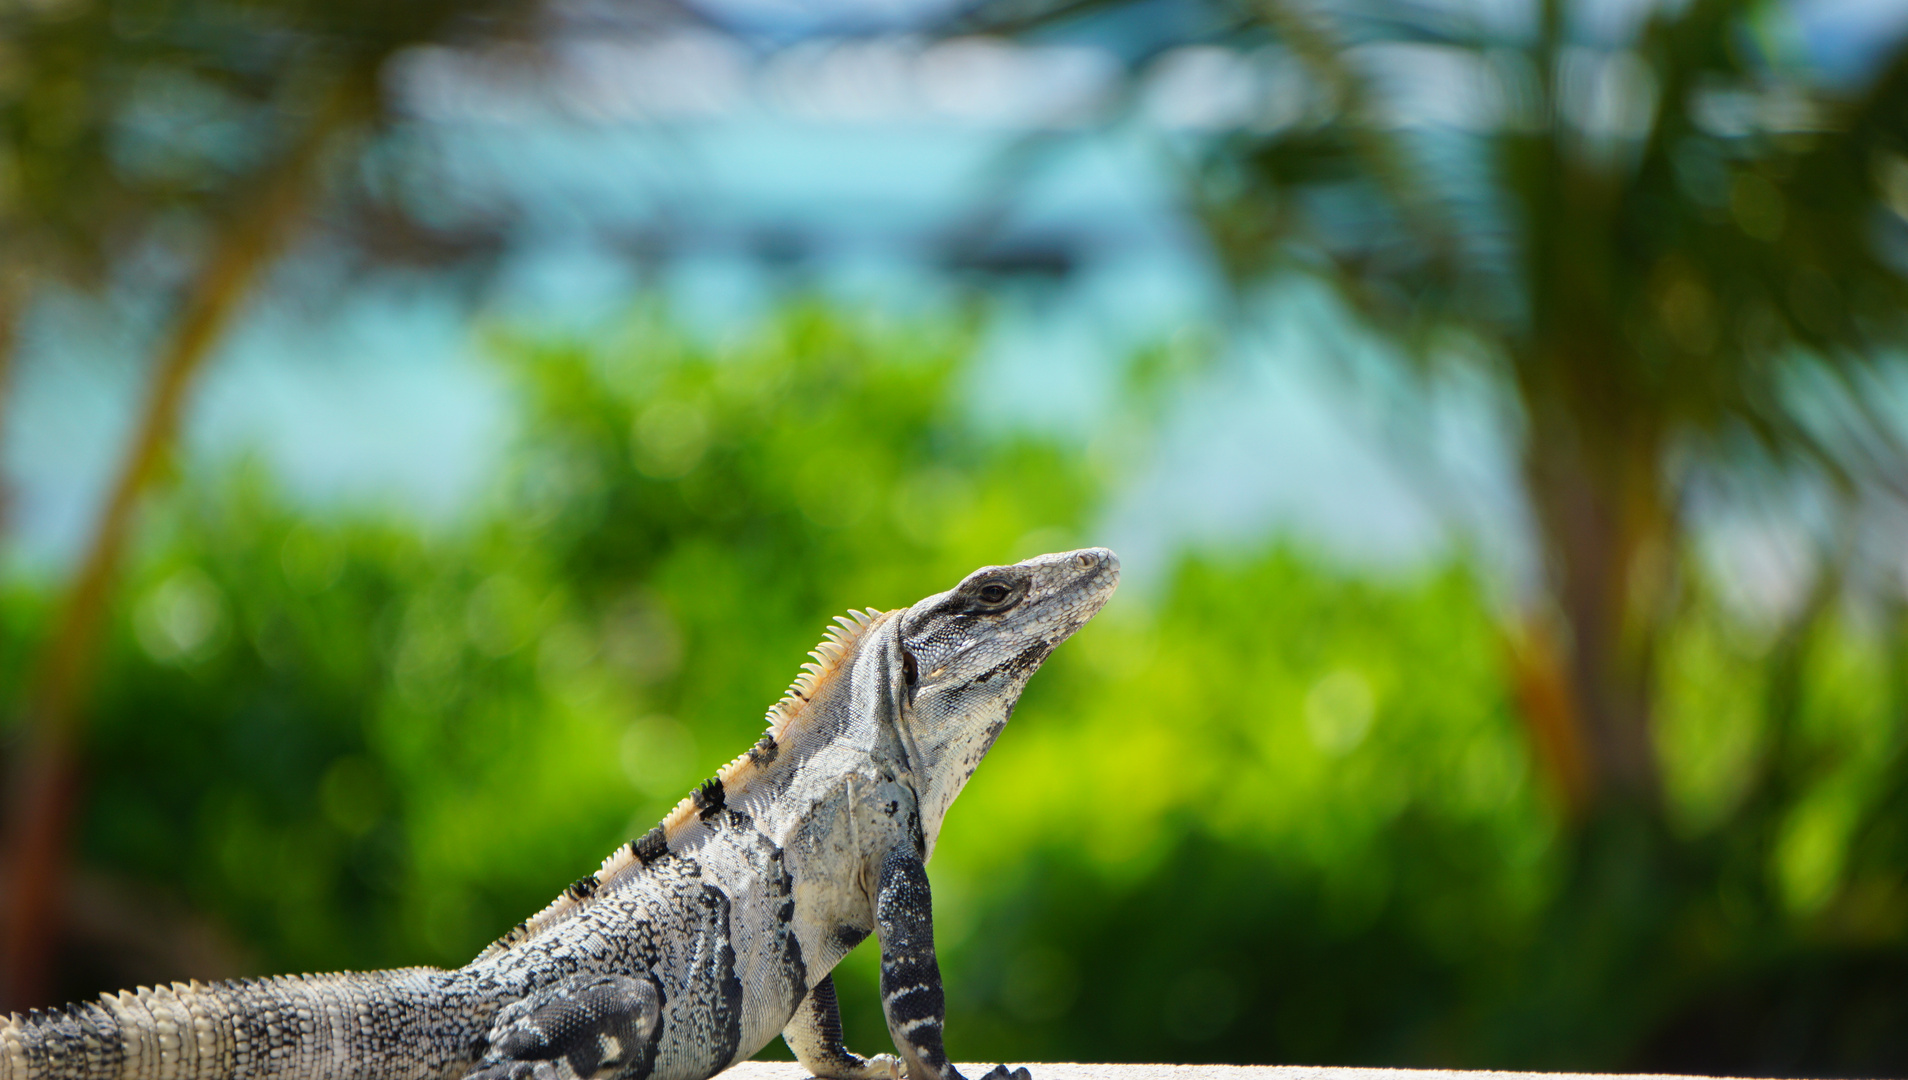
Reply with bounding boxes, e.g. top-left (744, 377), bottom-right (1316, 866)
top-left (3, 548), bottom-right (1120, 1080)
